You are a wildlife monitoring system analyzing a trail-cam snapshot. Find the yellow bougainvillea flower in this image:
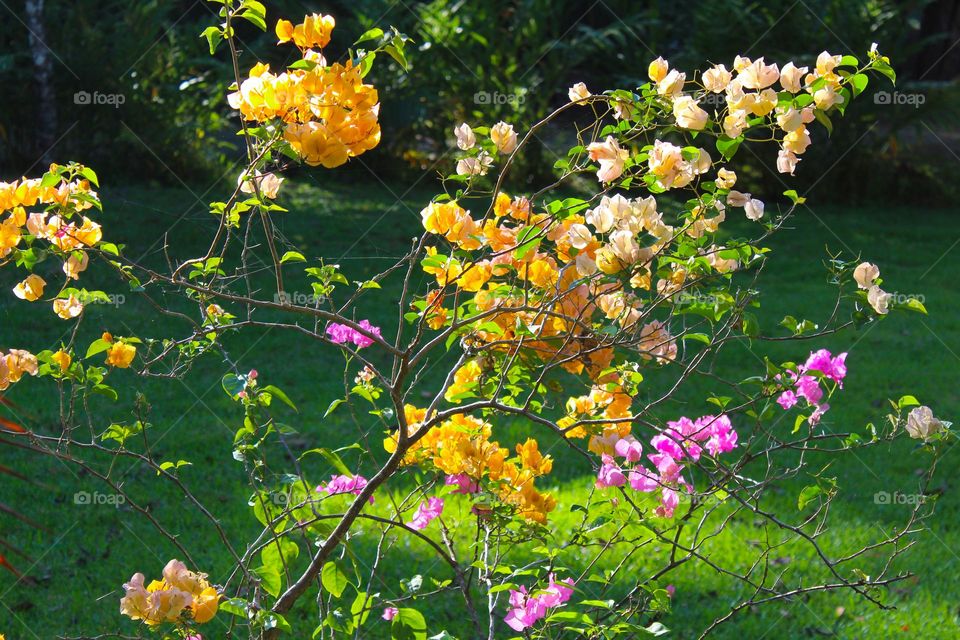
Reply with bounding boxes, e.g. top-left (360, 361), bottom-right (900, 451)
top-left (106, 342), bottom-right (137, 368)
top-left (275, 14), bottom-right (335, 49)
top-left (53, 295), bottom-right (83, 319)
top-left (51, 349), bottom-right (72, 371)
top-left (13, 274), bottom-right (45, 301)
